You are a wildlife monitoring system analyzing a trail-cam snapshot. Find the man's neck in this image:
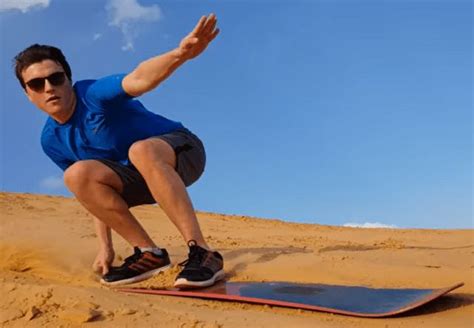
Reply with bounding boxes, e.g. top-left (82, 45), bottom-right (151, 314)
top-left (53, 92), bottom-right (77, 124)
